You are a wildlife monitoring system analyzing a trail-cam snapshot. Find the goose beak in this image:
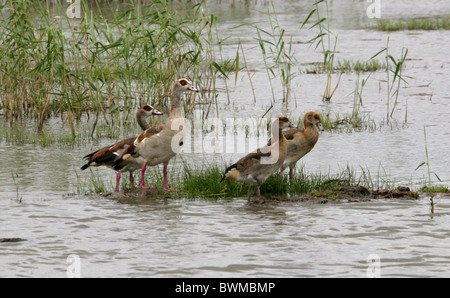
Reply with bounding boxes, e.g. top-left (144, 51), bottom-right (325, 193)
top-left (152, 108), bottom-right (163, 115)
top-left (289, 122), bottom-right (298, 129)
top-left (318, 122), bottom-right (324, 131)
top-left (188, 85), bottom-right (199, 92)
